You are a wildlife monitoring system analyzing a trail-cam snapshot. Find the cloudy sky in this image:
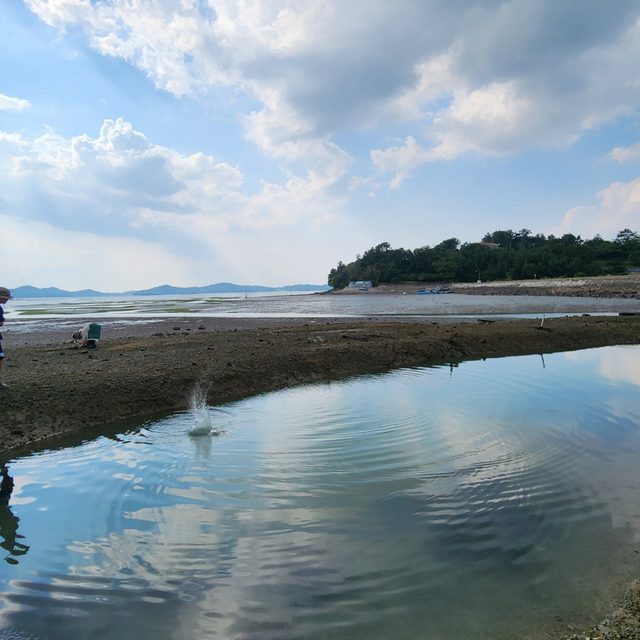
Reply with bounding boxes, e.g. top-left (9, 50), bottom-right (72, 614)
top-left (2, 0), bottom-right (640, 290)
